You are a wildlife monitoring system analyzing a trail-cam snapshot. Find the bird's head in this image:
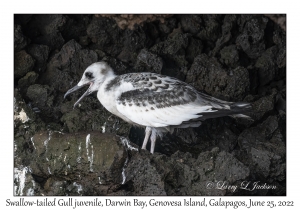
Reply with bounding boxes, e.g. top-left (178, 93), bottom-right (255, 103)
top-left (64, 61), bottom-right (115, 108)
